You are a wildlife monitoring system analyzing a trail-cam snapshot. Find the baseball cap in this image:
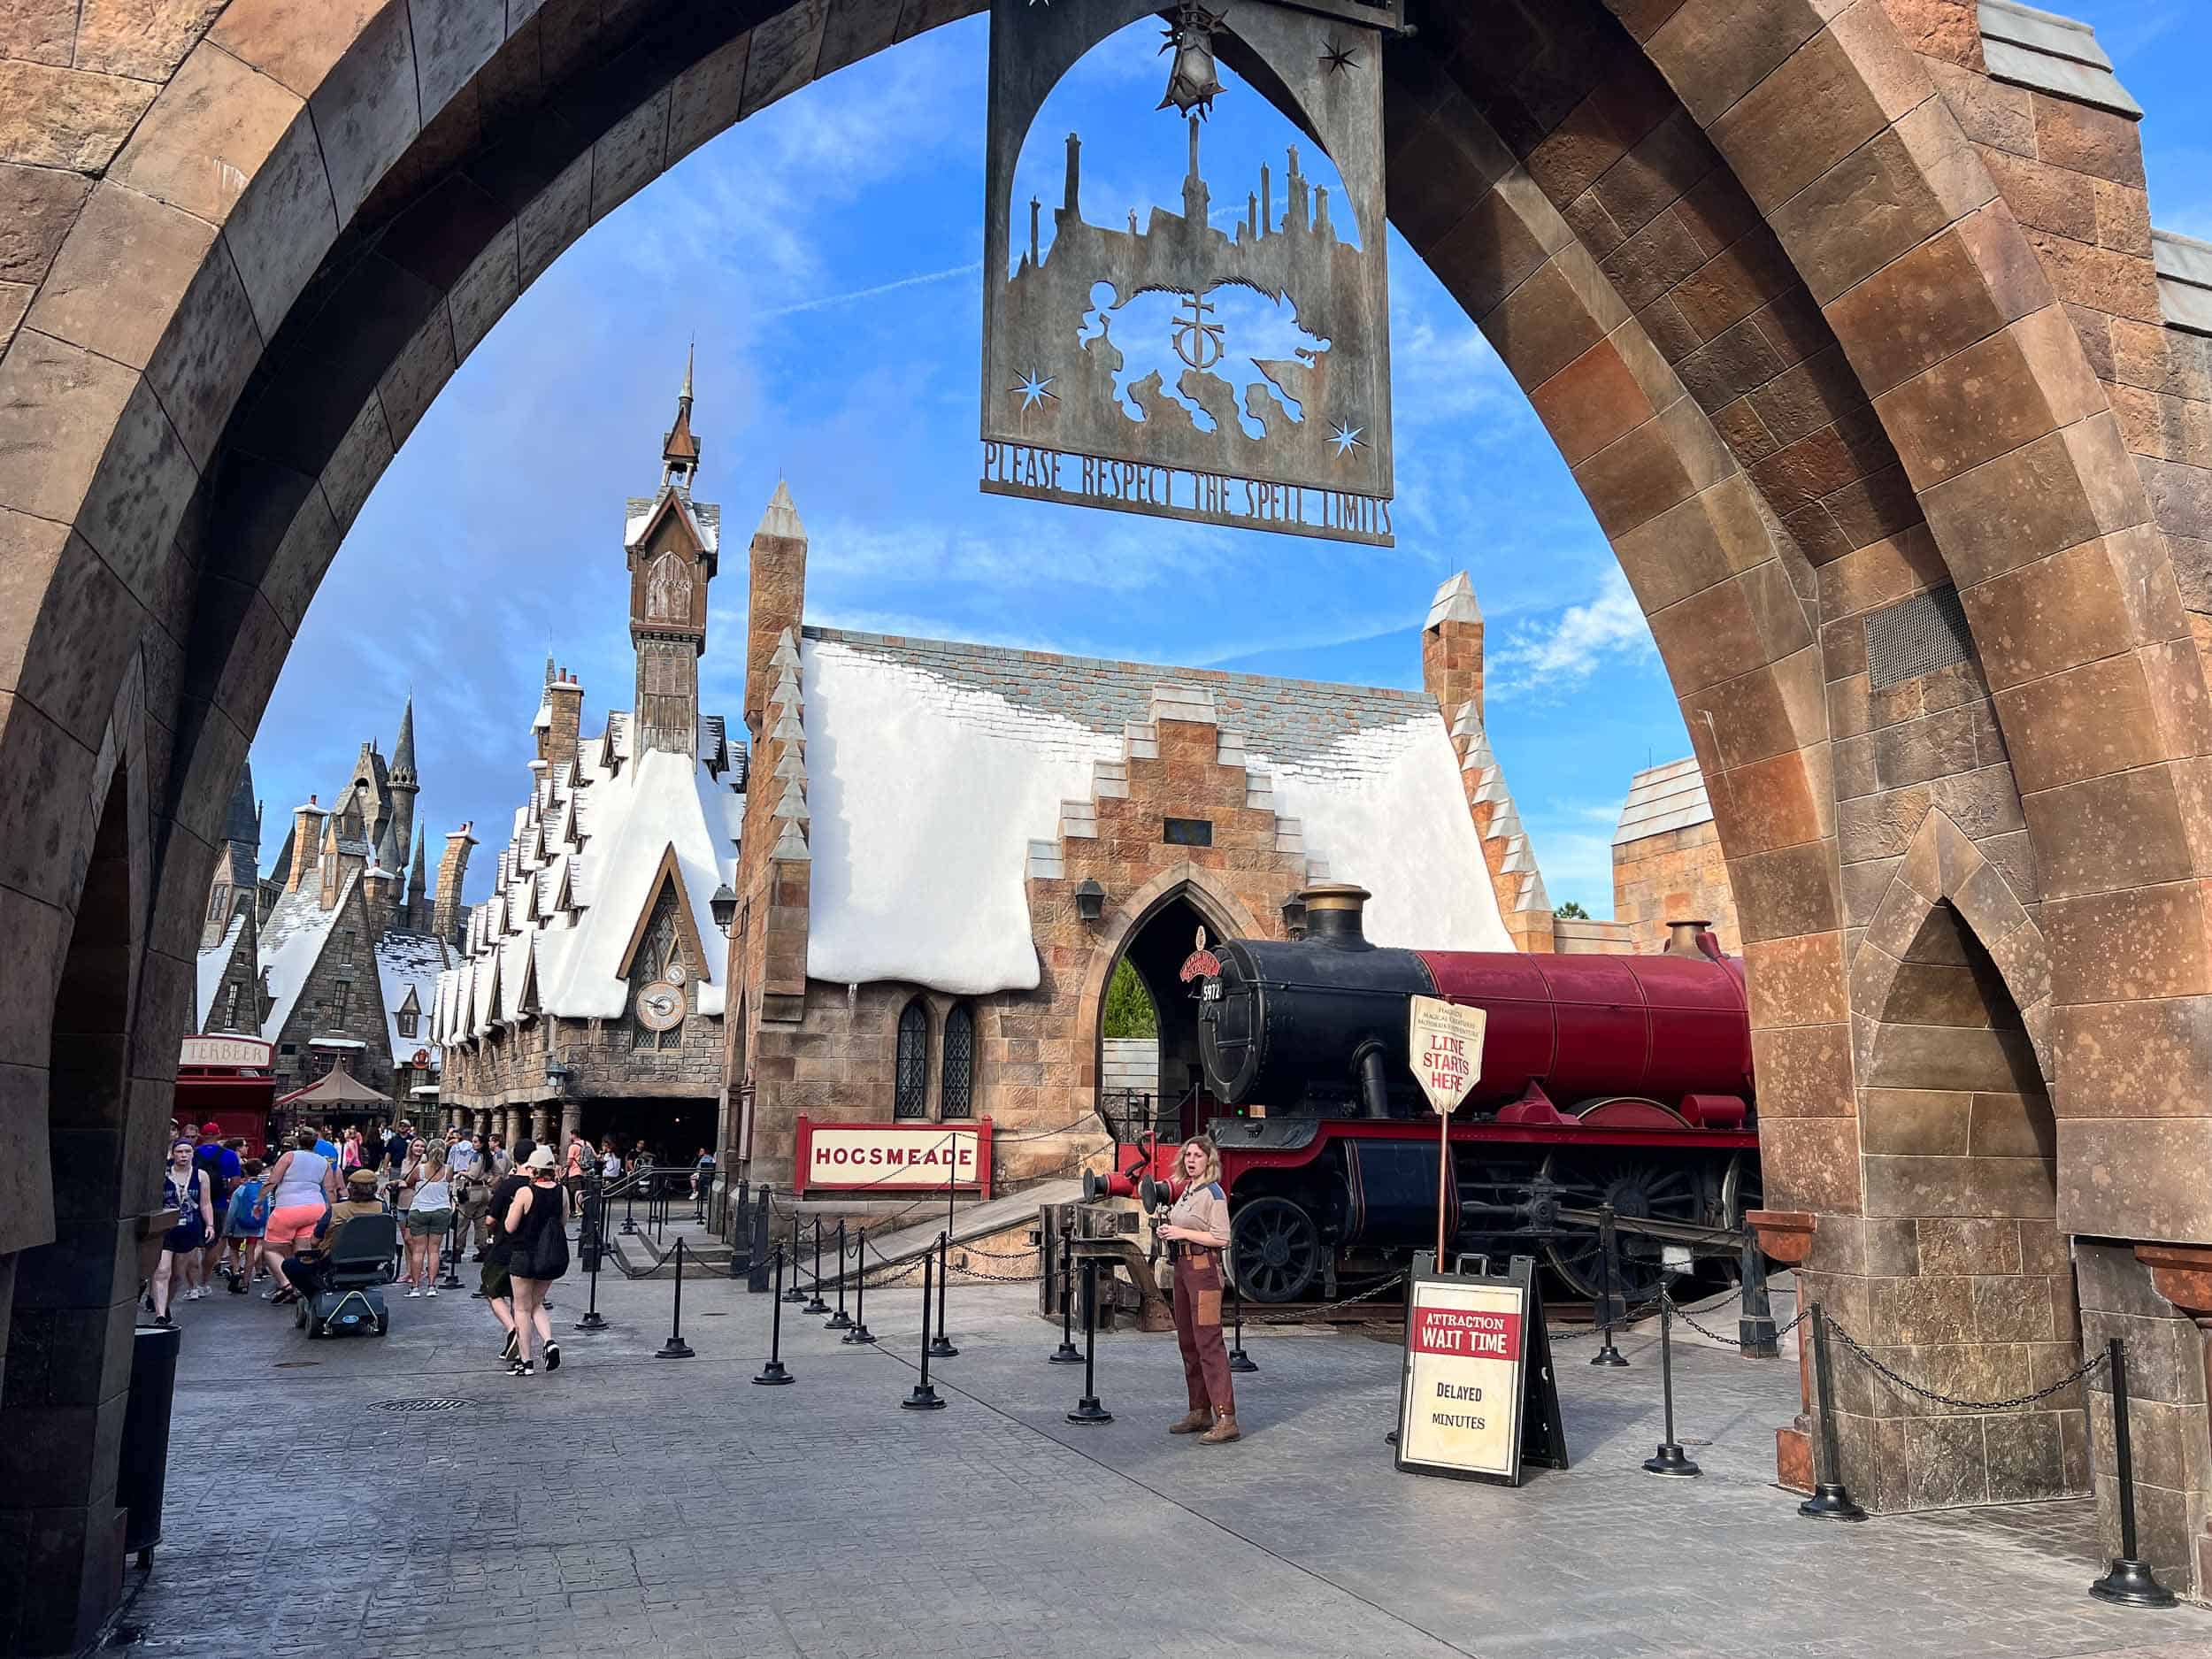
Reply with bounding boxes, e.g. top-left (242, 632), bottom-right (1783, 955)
top-left (201, 1122), bottom-right (222, 1135)
top-left (526, 1146), bottom-right (557, 1171)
